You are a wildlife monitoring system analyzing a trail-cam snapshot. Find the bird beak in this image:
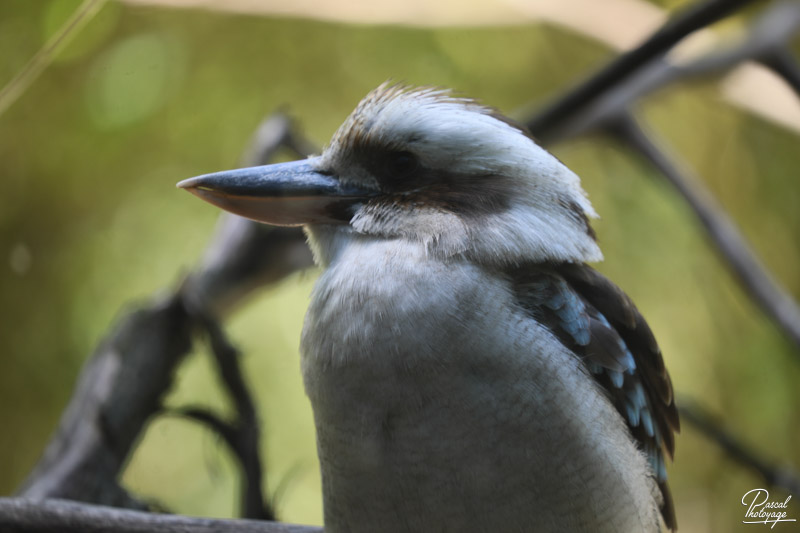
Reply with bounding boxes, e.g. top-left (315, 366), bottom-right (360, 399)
top-left (177, 158), bottom-right (374, 226)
